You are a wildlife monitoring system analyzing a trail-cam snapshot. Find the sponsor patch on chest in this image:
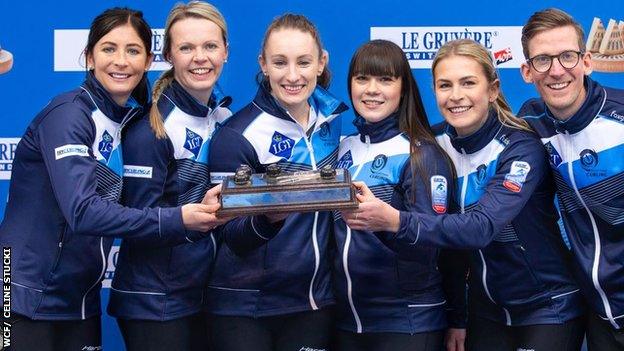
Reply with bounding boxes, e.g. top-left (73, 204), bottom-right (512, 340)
top-left (98, 130), bottom-right (114, 161)
top-left (336, 150), bottom-right (353, 169)
top-left (184, 128), bottom-right (203, 158)
top-left (503, 161), bottom-right (531, 192)
top-left (269, 131), bottom-right (295, 159)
